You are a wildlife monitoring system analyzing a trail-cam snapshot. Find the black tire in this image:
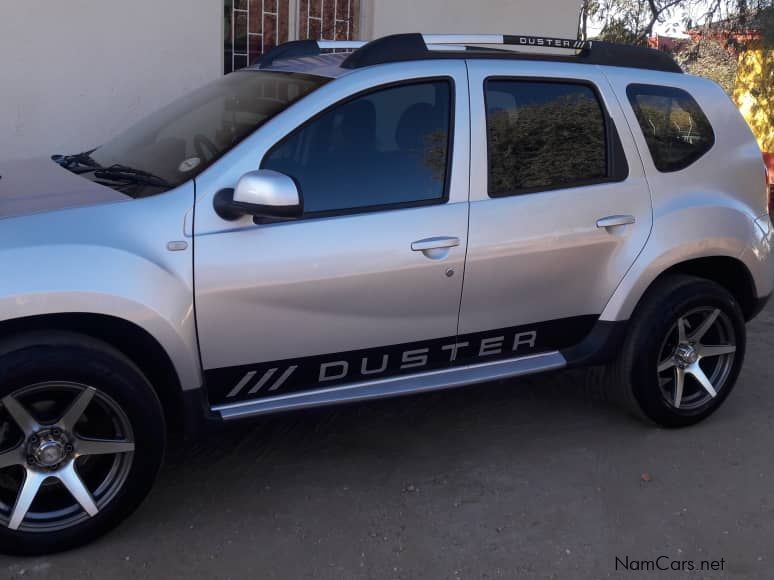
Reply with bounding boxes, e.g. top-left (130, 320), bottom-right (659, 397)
top-left (0, 332), bottom-right (165, 555)
top-left (606, 275), bottom-right (746, 427)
